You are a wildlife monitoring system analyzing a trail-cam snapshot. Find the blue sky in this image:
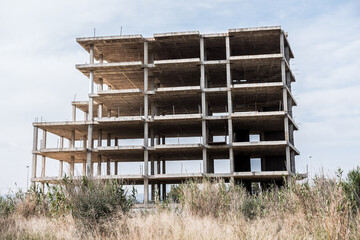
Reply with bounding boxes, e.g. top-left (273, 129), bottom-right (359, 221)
top-left (0, 0), bottom-right (359, 192)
